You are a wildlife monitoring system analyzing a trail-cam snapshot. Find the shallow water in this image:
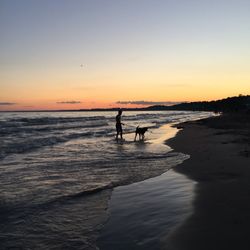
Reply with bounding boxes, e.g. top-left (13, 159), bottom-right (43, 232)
top-left (0, 110), bottom-right (212, 249)
top-left (98, 170), bottom-right (195, 250)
